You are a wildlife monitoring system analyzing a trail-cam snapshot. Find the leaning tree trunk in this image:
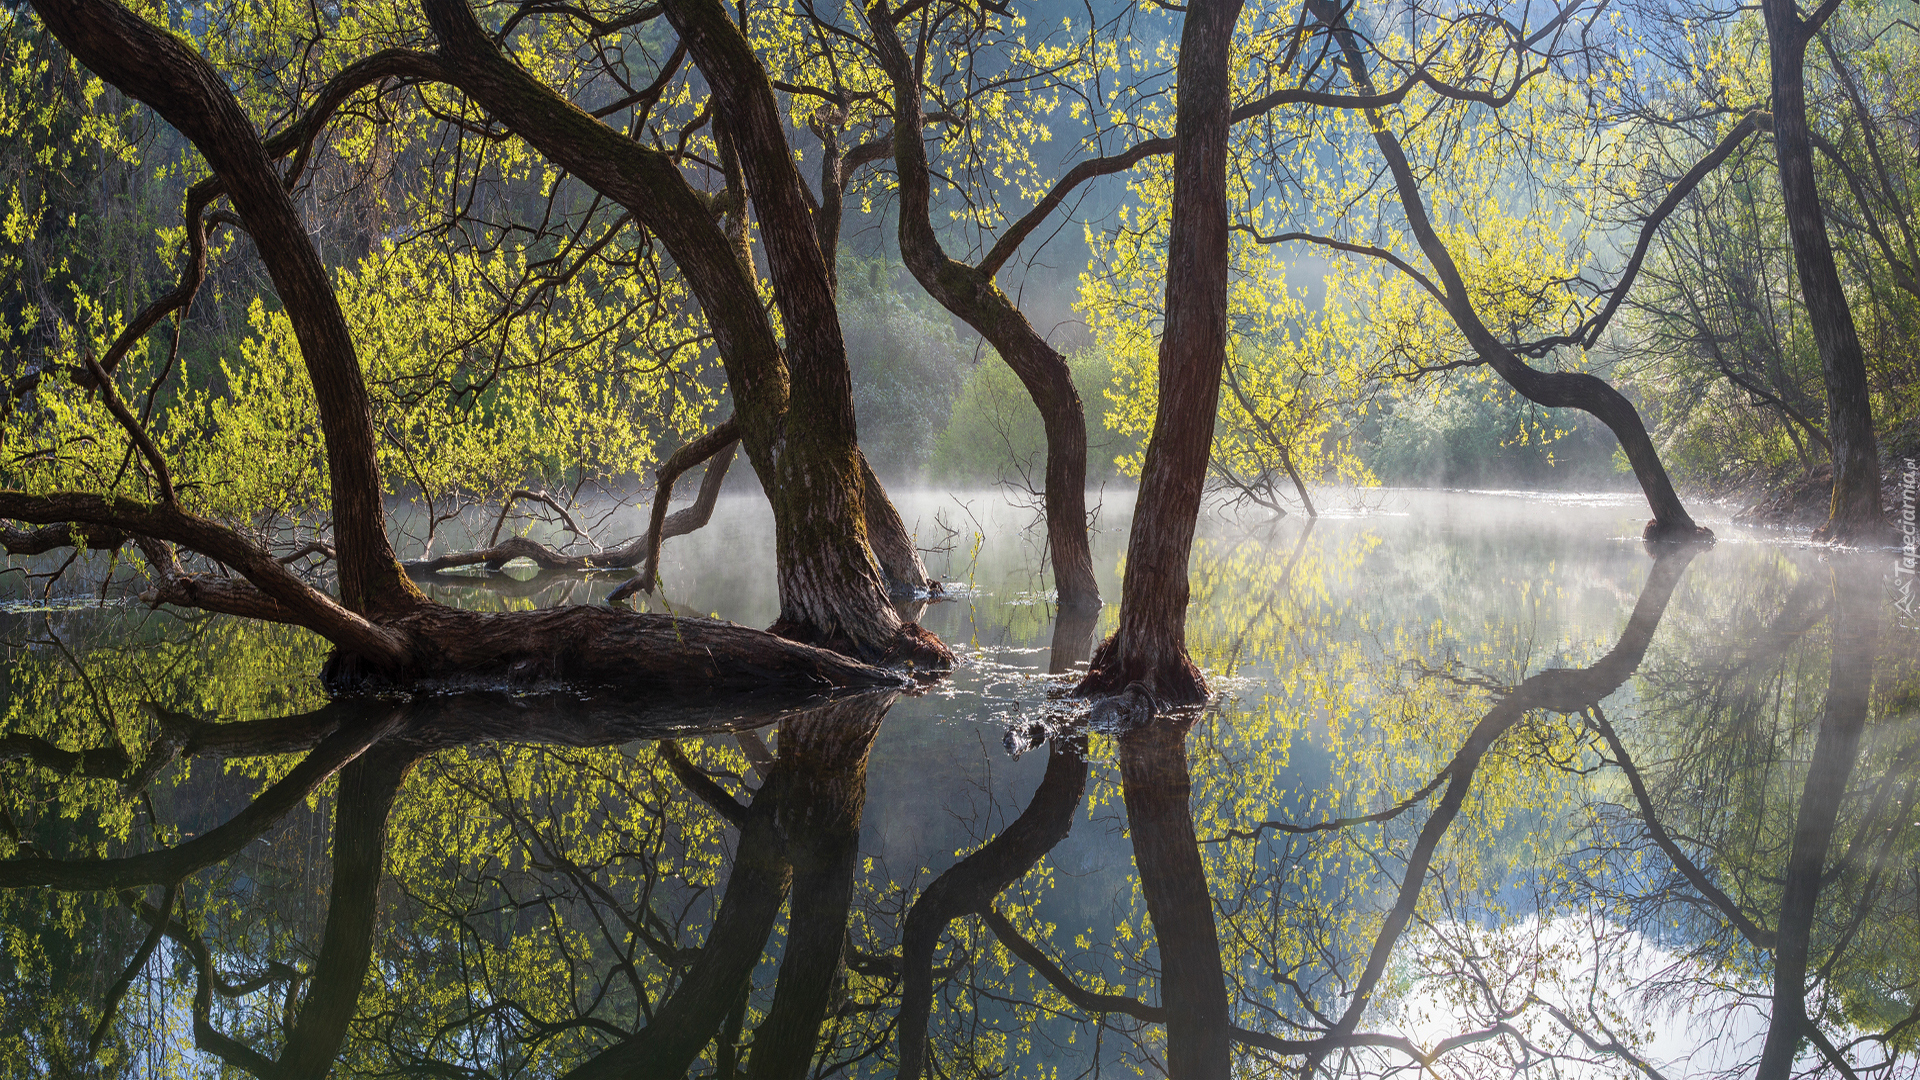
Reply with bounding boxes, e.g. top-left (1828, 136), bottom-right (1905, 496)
top-left (29, 0), bottom-right (422, 615)
top-left (1076, 0), bottom-right (1245, 704)
top-left (1308, 0), bottom-right (1709, 540)
top-left (1764, 0), bottom-right (1886, 544)
top-left (867, 6), bottom-right (1101, 614)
